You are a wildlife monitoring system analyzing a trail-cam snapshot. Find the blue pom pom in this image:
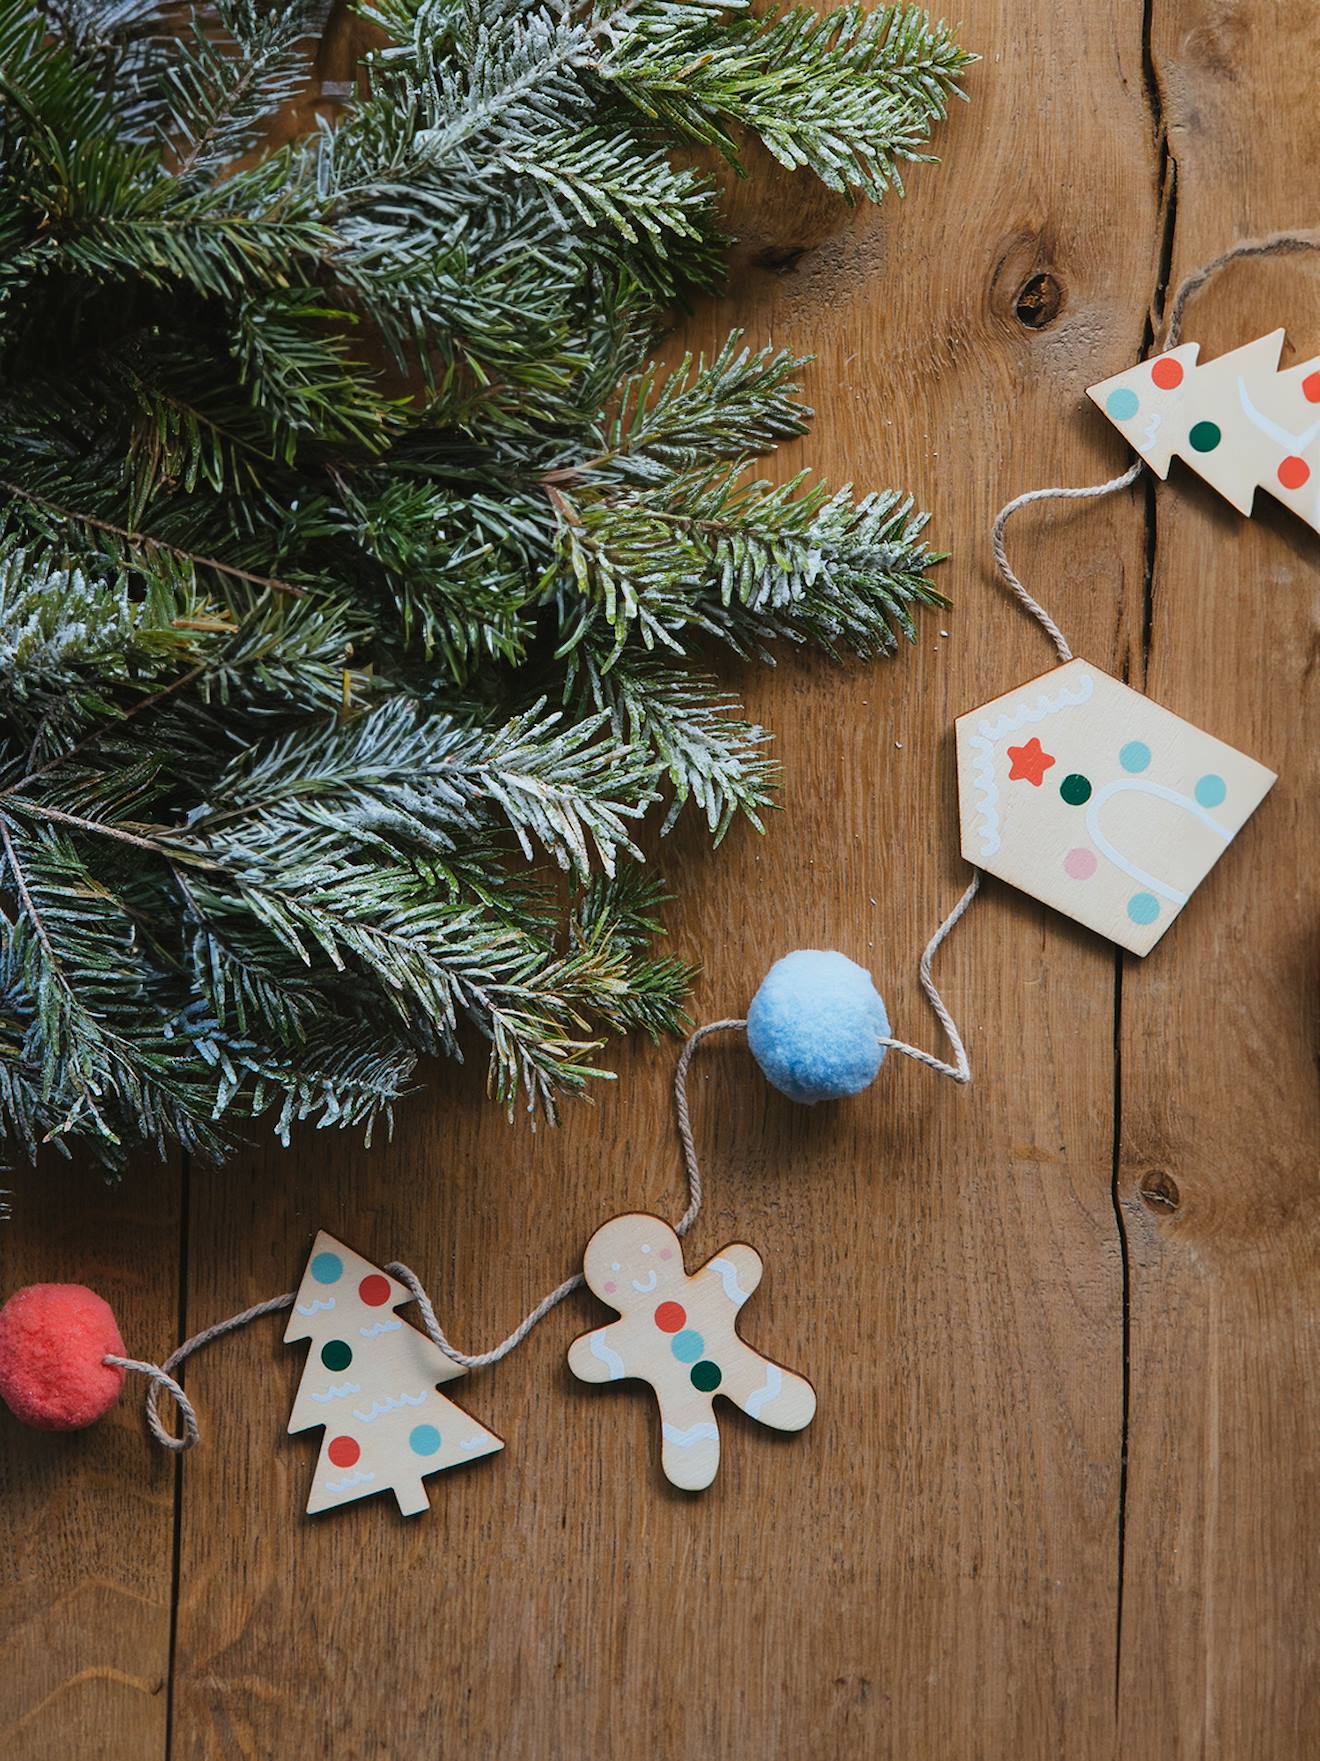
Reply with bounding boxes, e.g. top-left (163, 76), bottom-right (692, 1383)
top-left (746, 950), bottom-right (889, 1104)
